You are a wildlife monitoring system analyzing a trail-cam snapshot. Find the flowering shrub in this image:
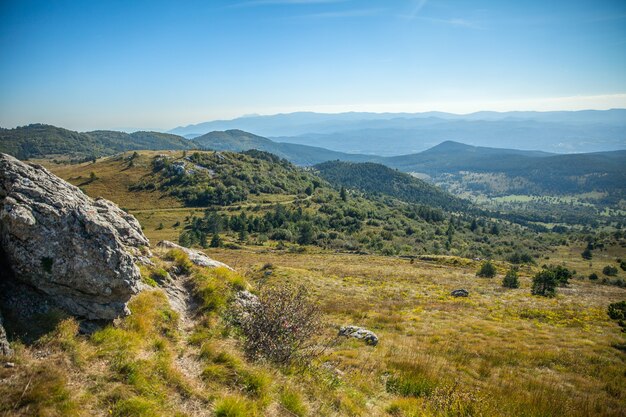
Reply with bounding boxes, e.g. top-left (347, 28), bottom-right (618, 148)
top-left (238, 285), bottom-right (323, 365)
